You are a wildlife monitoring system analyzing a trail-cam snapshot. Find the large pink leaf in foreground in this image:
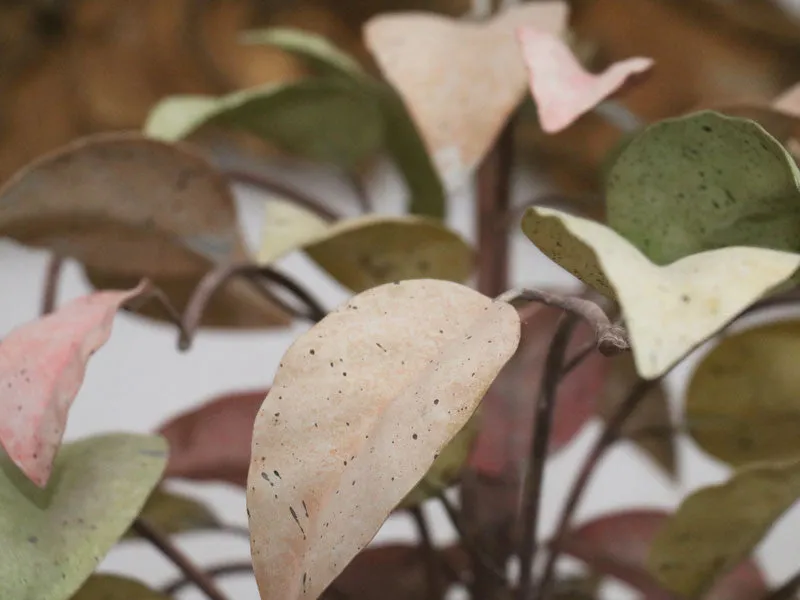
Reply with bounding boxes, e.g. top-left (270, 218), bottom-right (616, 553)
top-left (0, 282), bottom-right (146, 487)
top-left (517, 27), bottom-right (654, 133)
